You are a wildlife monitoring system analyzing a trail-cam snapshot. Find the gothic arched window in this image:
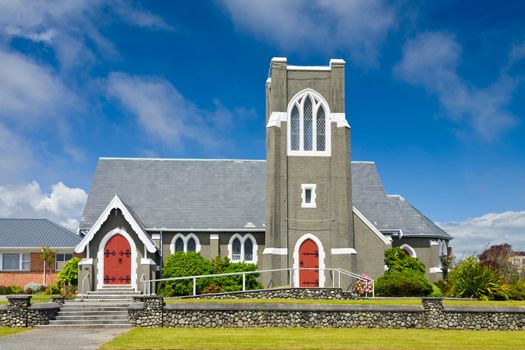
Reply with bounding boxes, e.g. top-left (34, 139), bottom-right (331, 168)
top-left (228, 234), bottom-right (258, 263)
top-left (287, 90), bottom-right (330, 156)
top-left (174, 237), bottom-right (184, 252)
top-left (170, 233), bottom-right (201, 254)
top-left (187, 237), bottom-right (196, 252)
top-left (232, 237), bottom-right (241, 261)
